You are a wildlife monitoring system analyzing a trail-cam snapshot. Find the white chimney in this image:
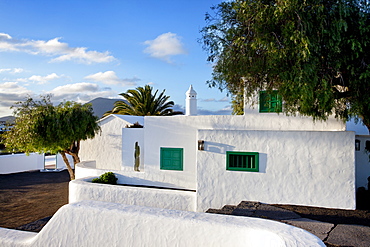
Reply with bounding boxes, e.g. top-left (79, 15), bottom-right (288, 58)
top-left (185, 85), bottom-right (197, 116)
